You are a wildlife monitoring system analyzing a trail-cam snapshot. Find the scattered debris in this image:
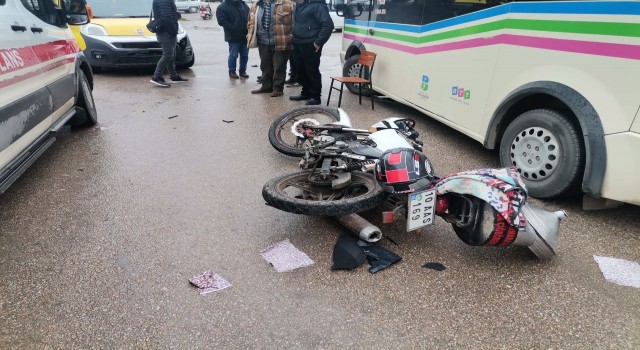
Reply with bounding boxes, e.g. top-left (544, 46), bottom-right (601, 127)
top-left (222, 120), bottom-right (234, 123)
top-left (251, 64), bottom-right (258, 67)
top-left (593, 255), bottom-right (640, 288)
top-left (260, 239), bottom-right (314, 272)
top-left (422, 262), bottom-right (446, 271)
top-left (385, 236), bottom-right (399, 246)
top-left (357, 241), bottom-right (402, 274)
top-left (168, 115), bottom-right (178, 119)
top-left (331, 233), bottom-right (366, 270)
top-left (189, 271), bottom-right (232, 295)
